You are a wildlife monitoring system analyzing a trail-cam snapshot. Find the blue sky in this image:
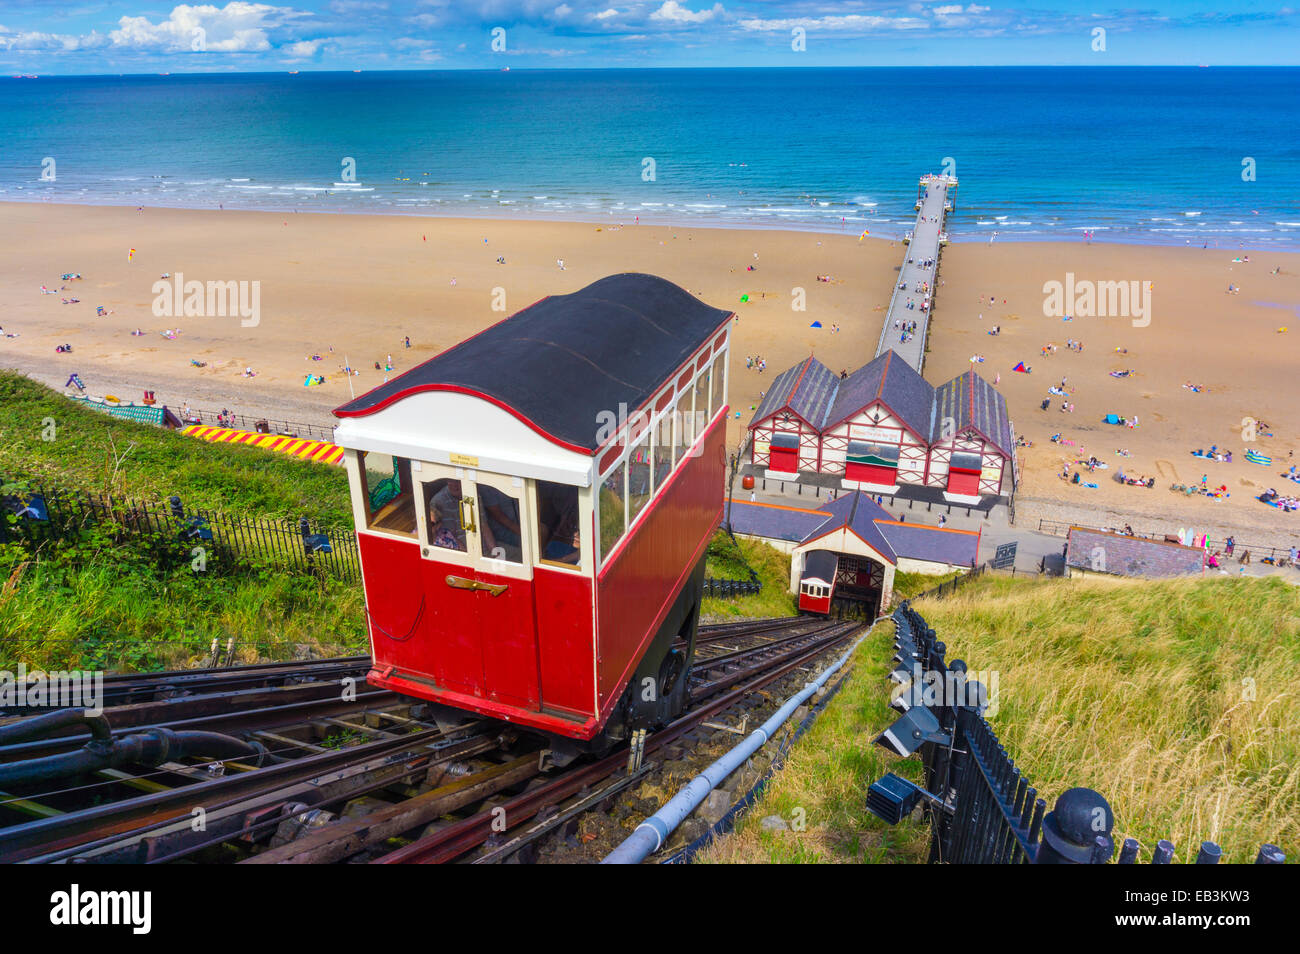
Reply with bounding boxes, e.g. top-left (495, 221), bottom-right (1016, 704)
top-left (2, 2), bottom-right (1298, 72)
